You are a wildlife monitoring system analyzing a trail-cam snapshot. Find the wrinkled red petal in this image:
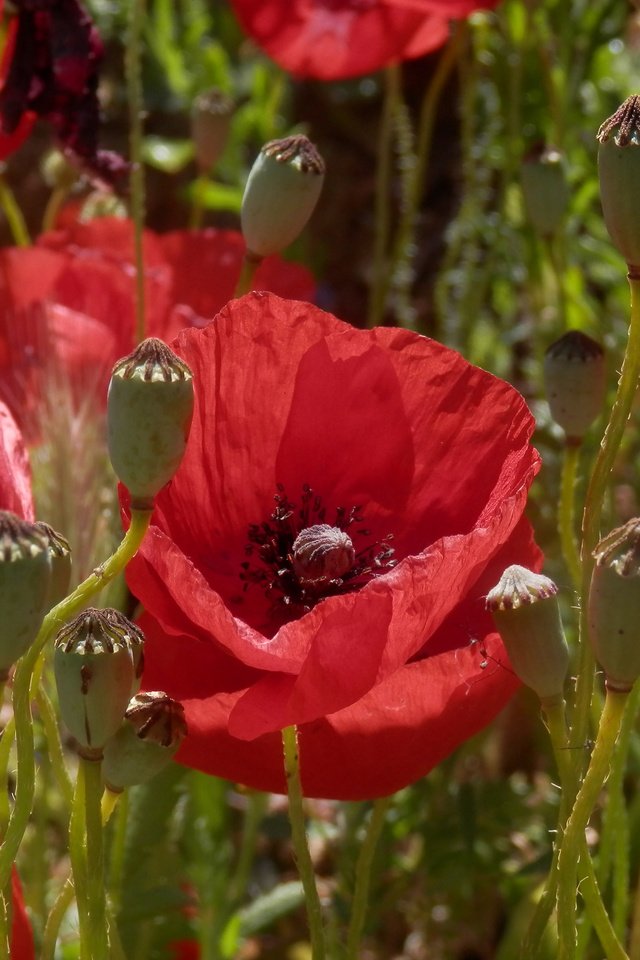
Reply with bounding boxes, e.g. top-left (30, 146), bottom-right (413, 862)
top-left (230, 0), bottom-right (450, 79)
top-left (0, 400), bottom-right (33, 520)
